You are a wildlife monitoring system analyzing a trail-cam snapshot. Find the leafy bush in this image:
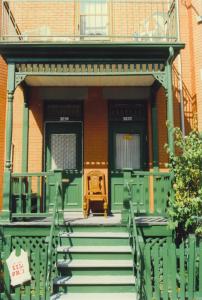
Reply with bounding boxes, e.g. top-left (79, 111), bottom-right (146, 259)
top-left (166, 128), bottom-right (202, 237)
